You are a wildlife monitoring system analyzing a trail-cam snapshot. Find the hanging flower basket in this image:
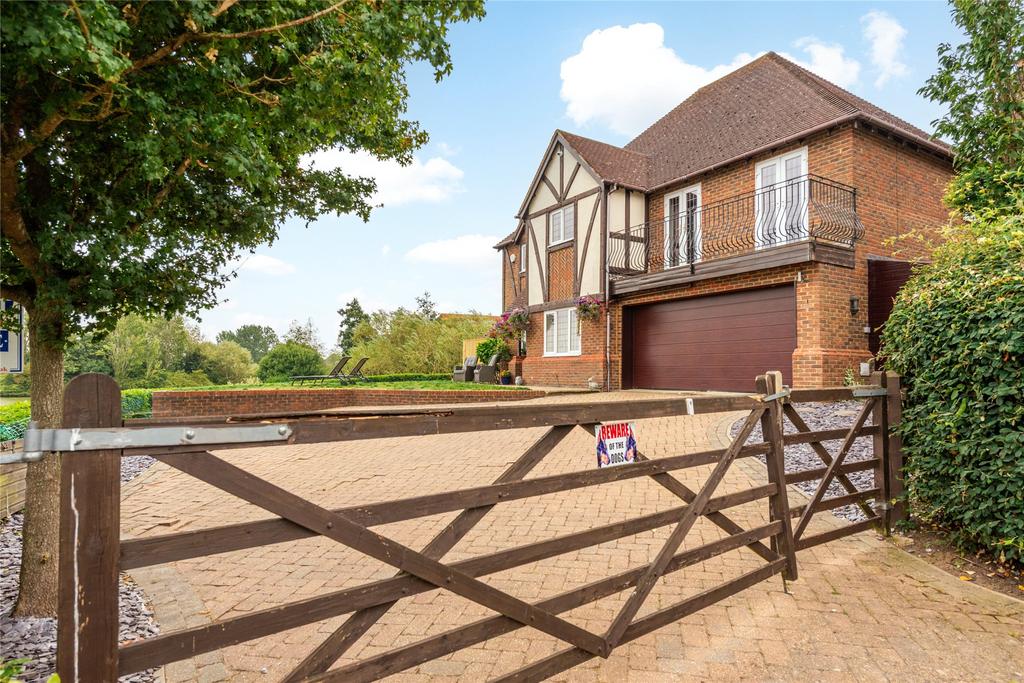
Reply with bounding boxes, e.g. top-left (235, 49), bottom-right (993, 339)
top-left (491, 307), bottom-right (529, 342)
top-left (575, 295), bottom-right (603, 324)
